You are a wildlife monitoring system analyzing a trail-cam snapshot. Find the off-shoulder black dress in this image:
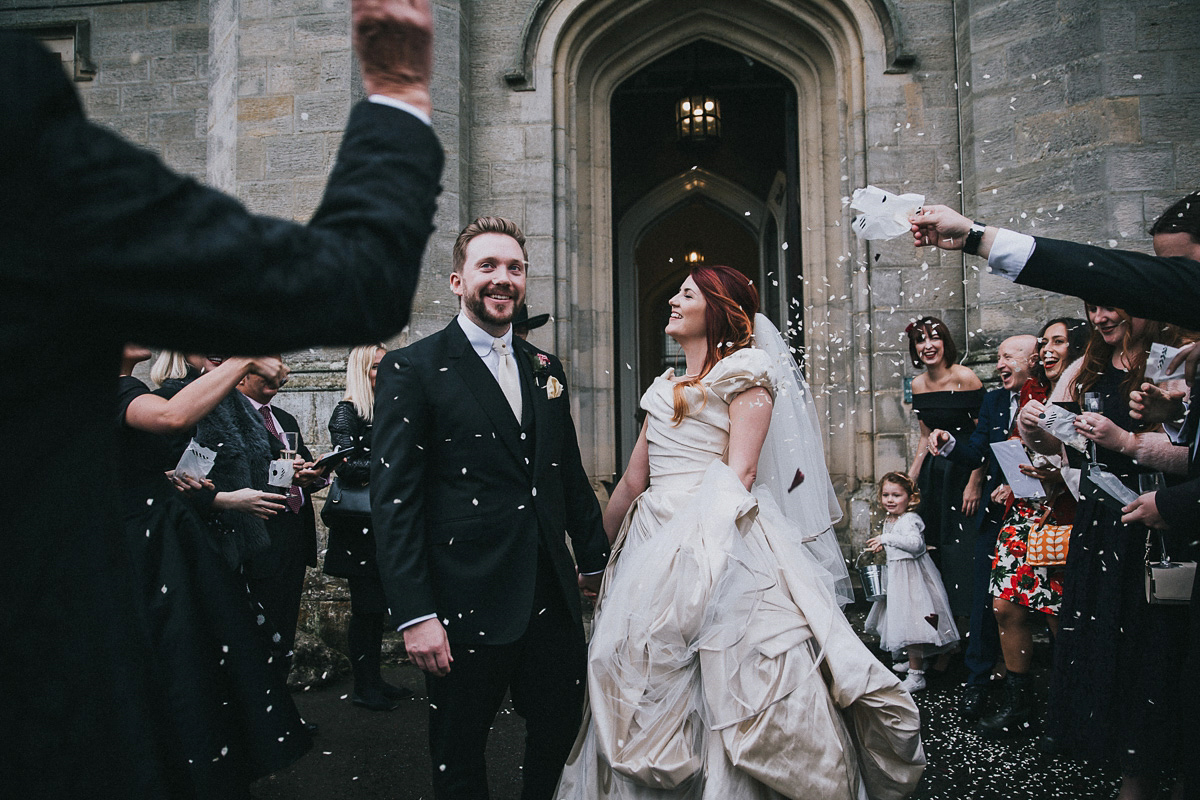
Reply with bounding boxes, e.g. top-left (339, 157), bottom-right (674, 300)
top-left (912, 388), bottom-right (984, 616)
